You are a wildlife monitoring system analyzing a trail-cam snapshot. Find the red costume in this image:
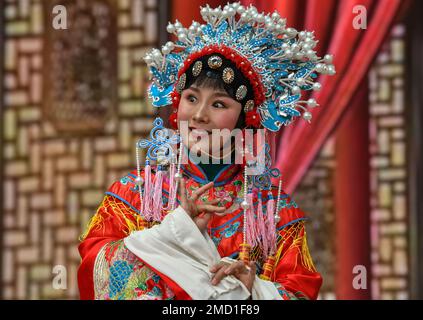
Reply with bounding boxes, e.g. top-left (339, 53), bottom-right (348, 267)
top-left (78, 159), bottom-right (322, 300)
